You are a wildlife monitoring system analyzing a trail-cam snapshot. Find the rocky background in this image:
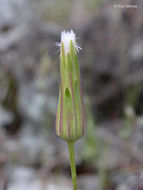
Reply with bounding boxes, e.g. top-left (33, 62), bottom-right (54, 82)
top-left (0, 0), bottom-right (143, 189)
